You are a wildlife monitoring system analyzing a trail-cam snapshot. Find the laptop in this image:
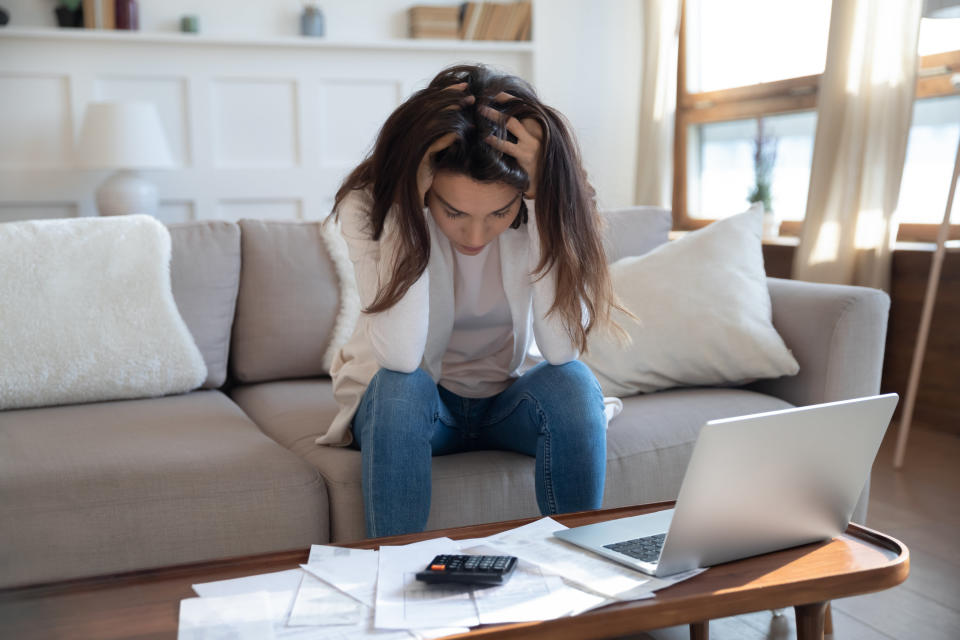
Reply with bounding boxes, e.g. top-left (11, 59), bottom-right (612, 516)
top-left (553, 394), bottom-right (899, 577)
